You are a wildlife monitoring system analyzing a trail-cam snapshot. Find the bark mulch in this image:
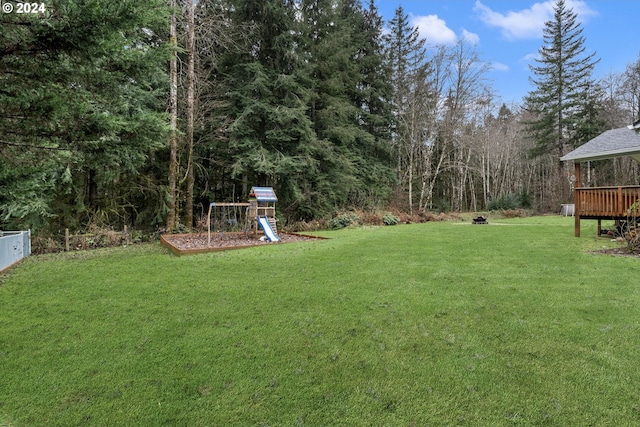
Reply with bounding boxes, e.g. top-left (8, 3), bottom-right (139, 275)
top-left (593, 247), bottom-right (640, 258)
top-left (161, 232), bottom-right (321, 255)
